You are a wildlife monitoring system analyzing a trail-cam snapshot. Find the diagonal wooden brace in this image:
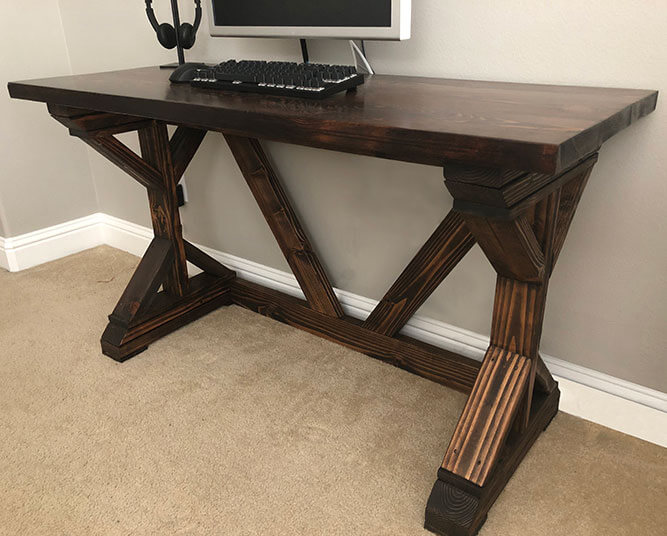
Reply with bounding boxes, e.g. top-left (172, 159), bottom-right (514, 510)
top-left (551, 166), bottom-right (594, 272)
top-left (170, 126), bottom-right (207, 182)
top-left (363, 210), bottom-right (475, 336)
top-left (82, 136), bottom-right (165, 192)
top-left (462, 215), bottom-right (545, 282)
top-left (184, 240), bottom-right (236, 280)
top-left (225, 134), bottom-right (344, 318)
top-left (442, 346), bottom-right (532, 485)
top-left (107, 237), bottom-right (174, 329)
